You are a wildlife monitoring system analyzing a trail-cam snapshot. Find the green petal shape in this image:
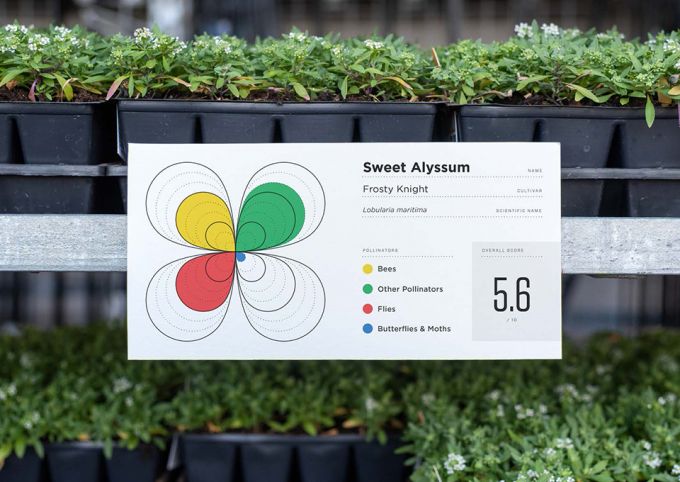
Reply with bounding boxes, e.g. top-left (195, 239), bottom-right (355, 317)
top-left (236, 182), bottom-right (305, 251)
